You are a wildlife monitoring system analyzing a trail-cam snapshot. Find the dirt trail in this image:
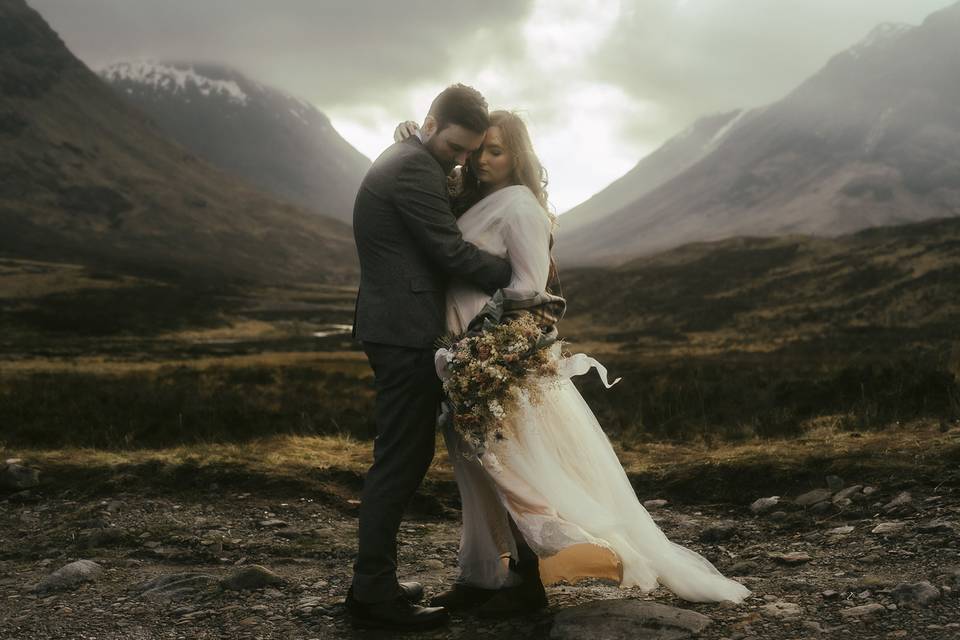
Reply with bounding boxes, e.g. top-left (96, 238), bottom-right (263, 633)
top-left (2, 431), bottom-right (959, 639)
